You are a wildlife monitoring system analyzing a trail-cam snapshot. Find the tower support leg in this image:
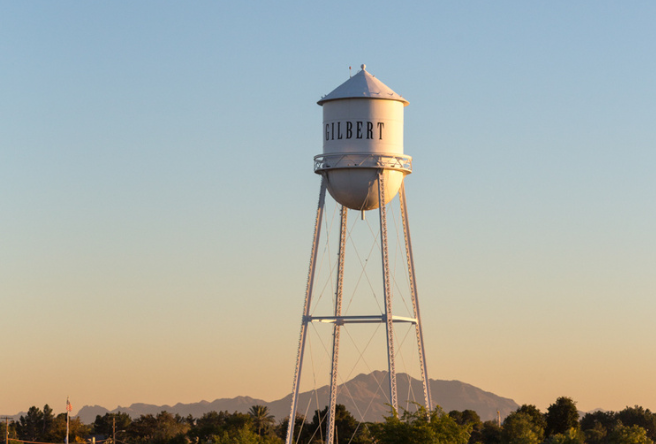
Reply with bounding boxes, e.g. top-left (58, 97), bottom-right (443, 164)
top-left (326, 205), bottom-right (348, 444)
top-left (378, 170), bottom-right (398, 413)
top-left (399, 181), bottom-right (433, 412)
top-left (285, 178), bottom-right (327, 444)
